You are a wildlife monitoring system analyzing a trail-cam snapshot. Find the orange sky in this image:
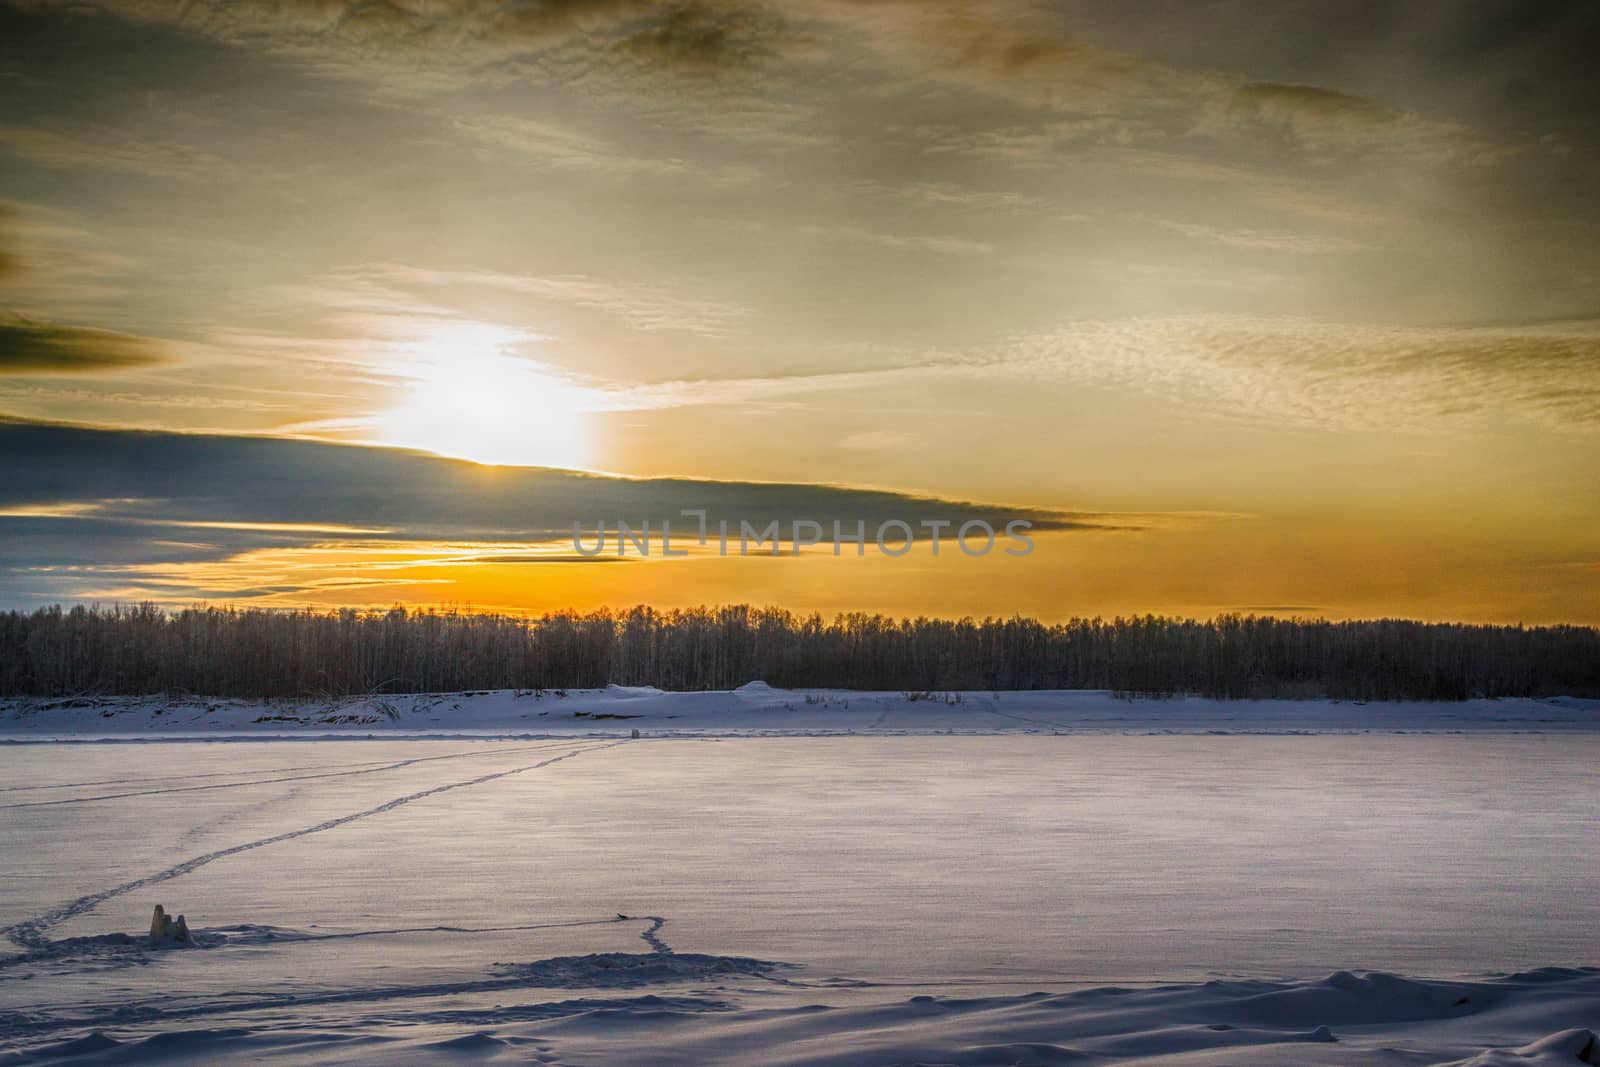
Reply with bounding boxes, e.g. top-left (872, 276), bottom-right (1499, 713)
top-left (2, 2), bottom-right (1598, 622)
